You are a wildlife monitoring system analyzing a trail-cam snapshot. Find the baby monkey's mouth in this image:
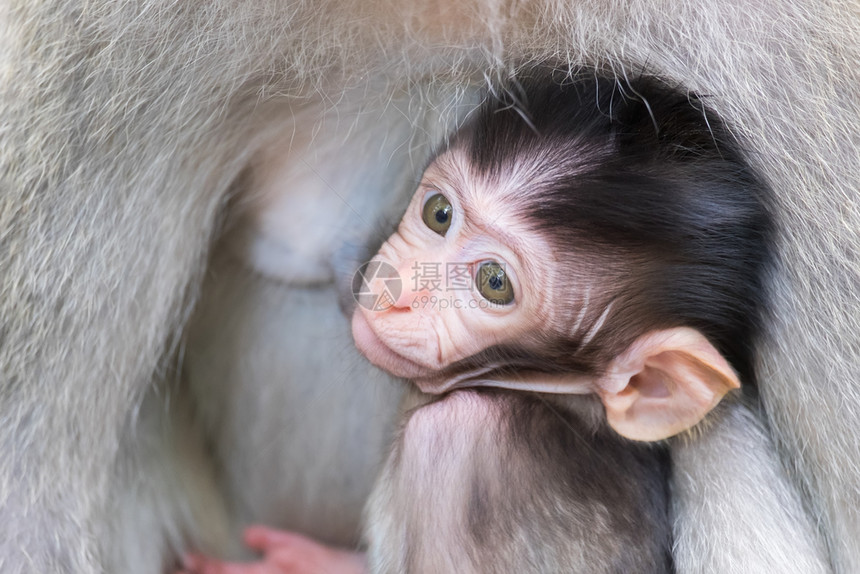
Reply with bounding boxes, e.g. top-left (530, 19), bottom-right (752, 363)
top-left (351, 310), bottom-right (435, 379)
